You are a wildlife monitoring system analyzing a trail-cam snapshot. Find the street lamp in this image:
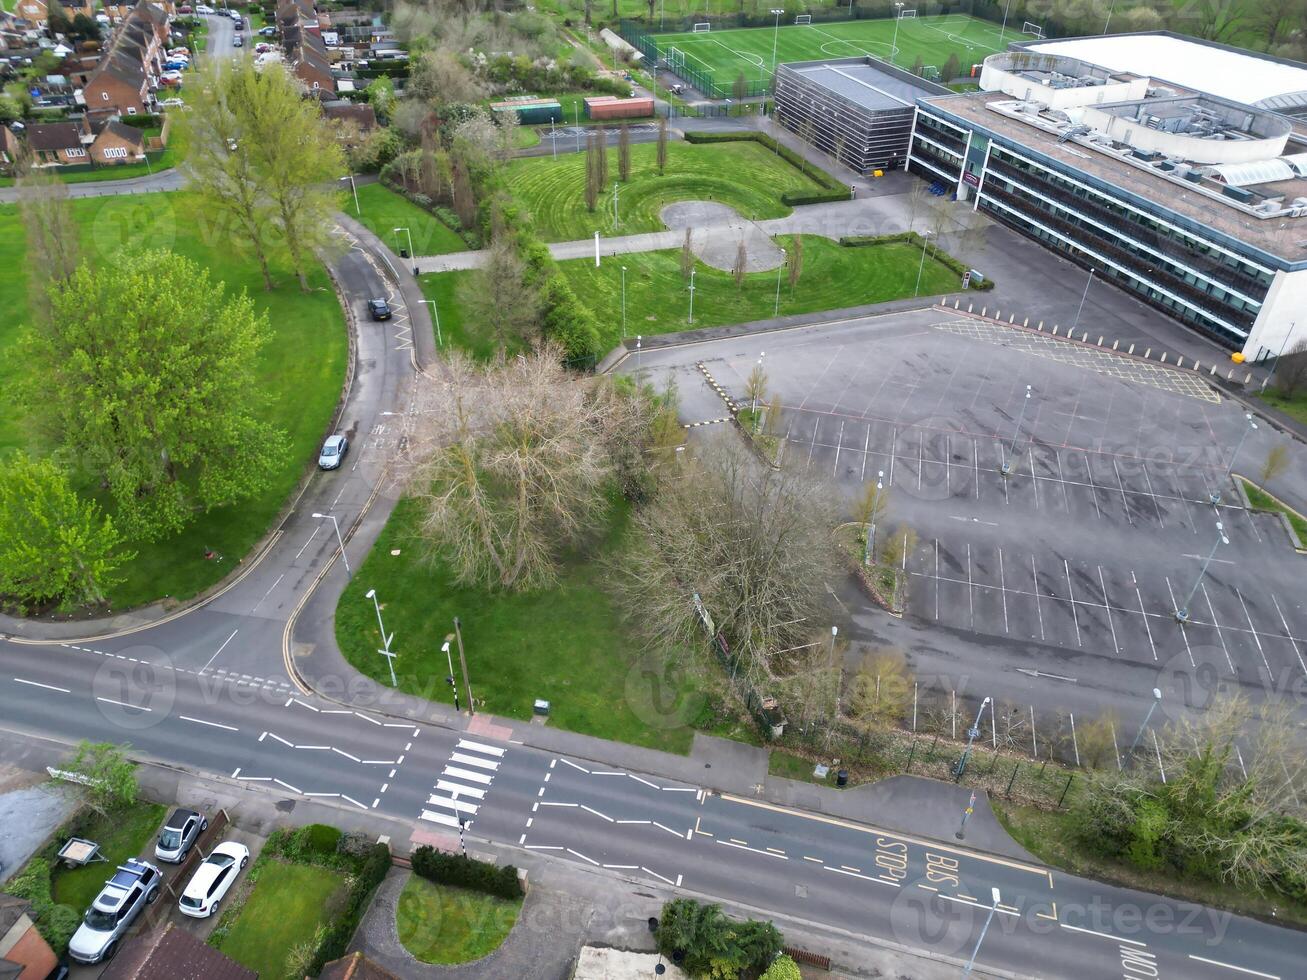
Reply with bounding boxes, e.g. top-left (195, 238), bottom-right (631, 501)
top-left (311, 512), bottom-right (350, 578)
top-left (1175, 521), bottom-right (1229, 623)
top-left (420, 297), bottom-right (443, 348)
top-left (612, 182), bottom-right (621, 227)
top-left (889, 2), bottom-right (905, 64)
top-left (636, 334), bottom-right (642, 375)
top-left (393, 226), bottom-right (416, 275)
top-left (999, 384), bottom-right (1032, 476)
top-left (913, 229), bottom-right (932, 295)
top-left (770, 8), bottom-right (785, 73)
top-left (1071, 267), bottom-right (1095, 336)
top-left (363, 589), bottom-right (397, 687)
top-left (953, 696), bottom-right (992, 782)
top-left (962, 888), bottom-right (1002, 977)
top-left (339, 173), bottom-right (359, 215)
top-left (1128, 688), bottom-right (1162, 755)
top-left (1260, 320), bottom-right (1299, 392)
top-left (621, 265), bottom-right (628, 336)
top-left (1210, 412), bottom-right (1256, 505)
top-left (1103, 0), bottom-right (1115, 33)
top-left (441, 638), bottom-right (461, 713)
top-left (865, 471), bottom-right (883, 566)
top-left (774, 247), bottom-right (786, 317)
